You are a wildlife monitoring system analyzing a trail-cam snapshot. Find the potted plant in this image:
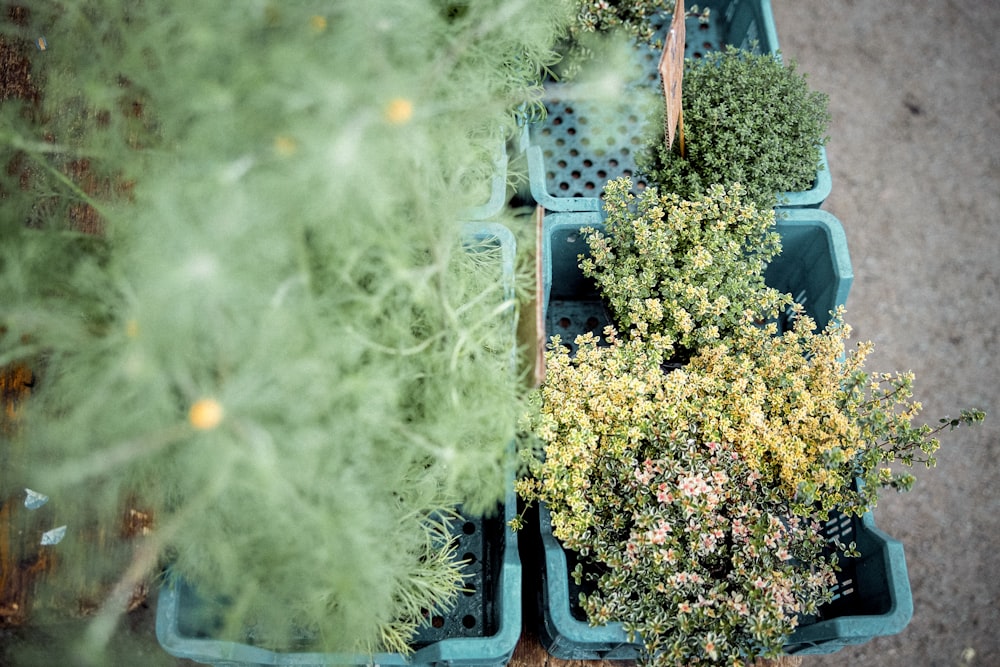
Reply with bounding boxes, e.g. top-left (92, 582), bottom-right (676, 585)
top-left (516, 179), bottom-right (984, 664)
top-left (0, 2), bottom-right (573, 664)
top-left (521, 0), bottom-right (831, 212)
